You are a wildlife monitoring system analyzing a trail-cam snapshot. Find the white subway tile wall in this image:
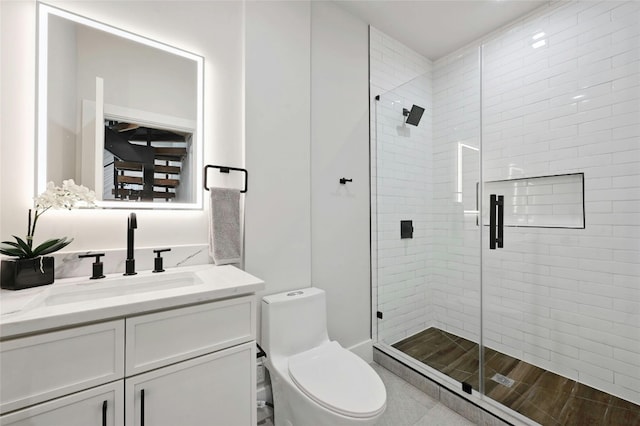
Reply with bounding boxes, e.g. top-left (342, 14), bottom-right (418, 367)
top-left (371, 0), bottom-right (639, 406)
top-left (480, 0), bottom-right (639, 404)
top-left (431, 44), bottom-right (482, 345)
